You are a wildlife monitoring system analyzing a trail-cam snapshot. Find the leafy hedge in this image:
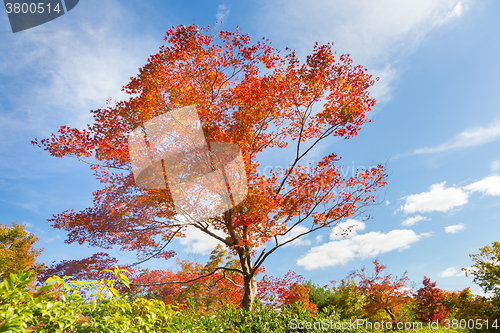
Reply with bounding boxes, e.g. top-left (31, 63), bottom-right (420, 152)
top-left (0, 270), bottom-right (471, 332)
